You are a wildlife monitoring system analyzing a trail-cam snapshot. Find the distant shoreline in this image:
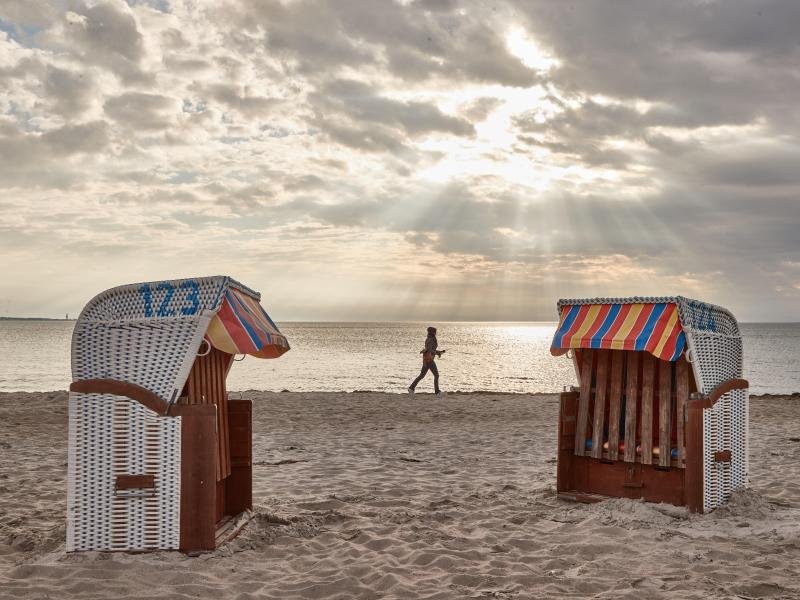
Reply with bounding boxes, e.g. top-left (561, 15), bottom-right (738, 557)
top-left (0, 317), bottom-right (73, 321)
